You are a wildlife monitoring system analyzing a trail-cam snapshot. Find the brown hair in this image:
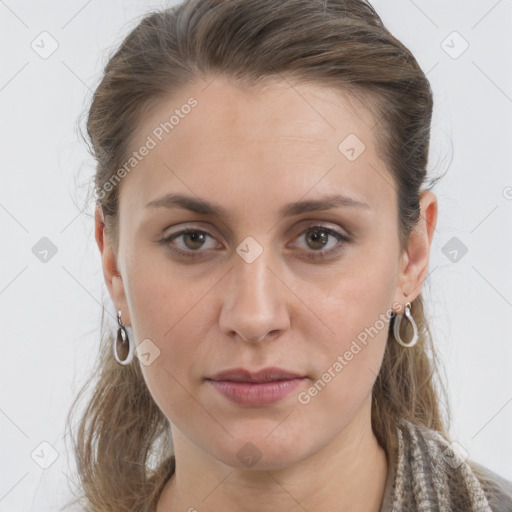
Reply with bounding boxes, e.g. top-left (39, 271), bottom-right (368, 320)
top-left (65, 0), bottom-right (451, 510)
